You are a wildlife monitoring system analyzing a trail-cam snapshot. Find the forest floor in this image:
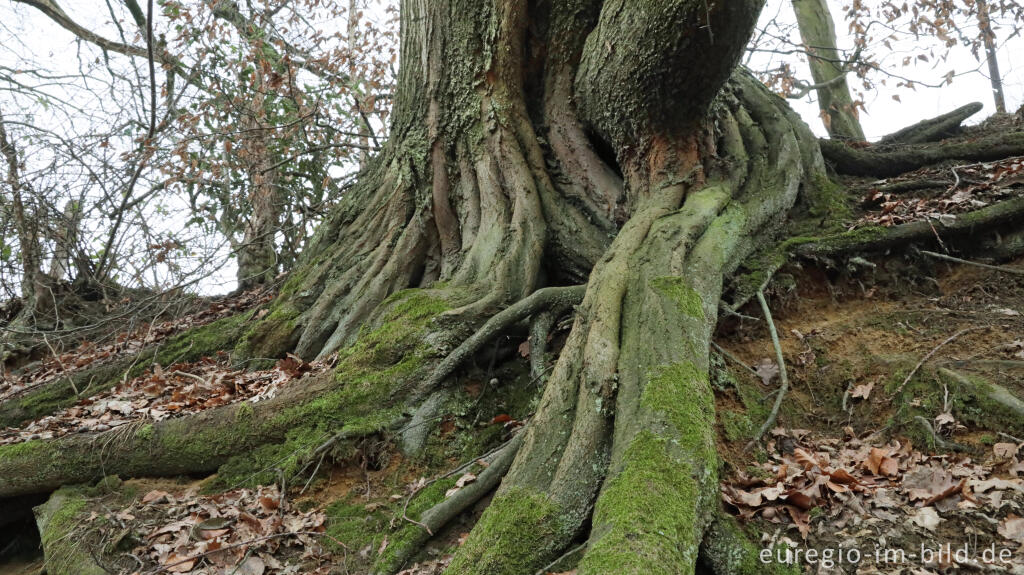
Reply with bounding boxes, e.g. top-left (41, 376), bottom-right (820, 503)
top-left (3, 120), bottom-right (1024, 574)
